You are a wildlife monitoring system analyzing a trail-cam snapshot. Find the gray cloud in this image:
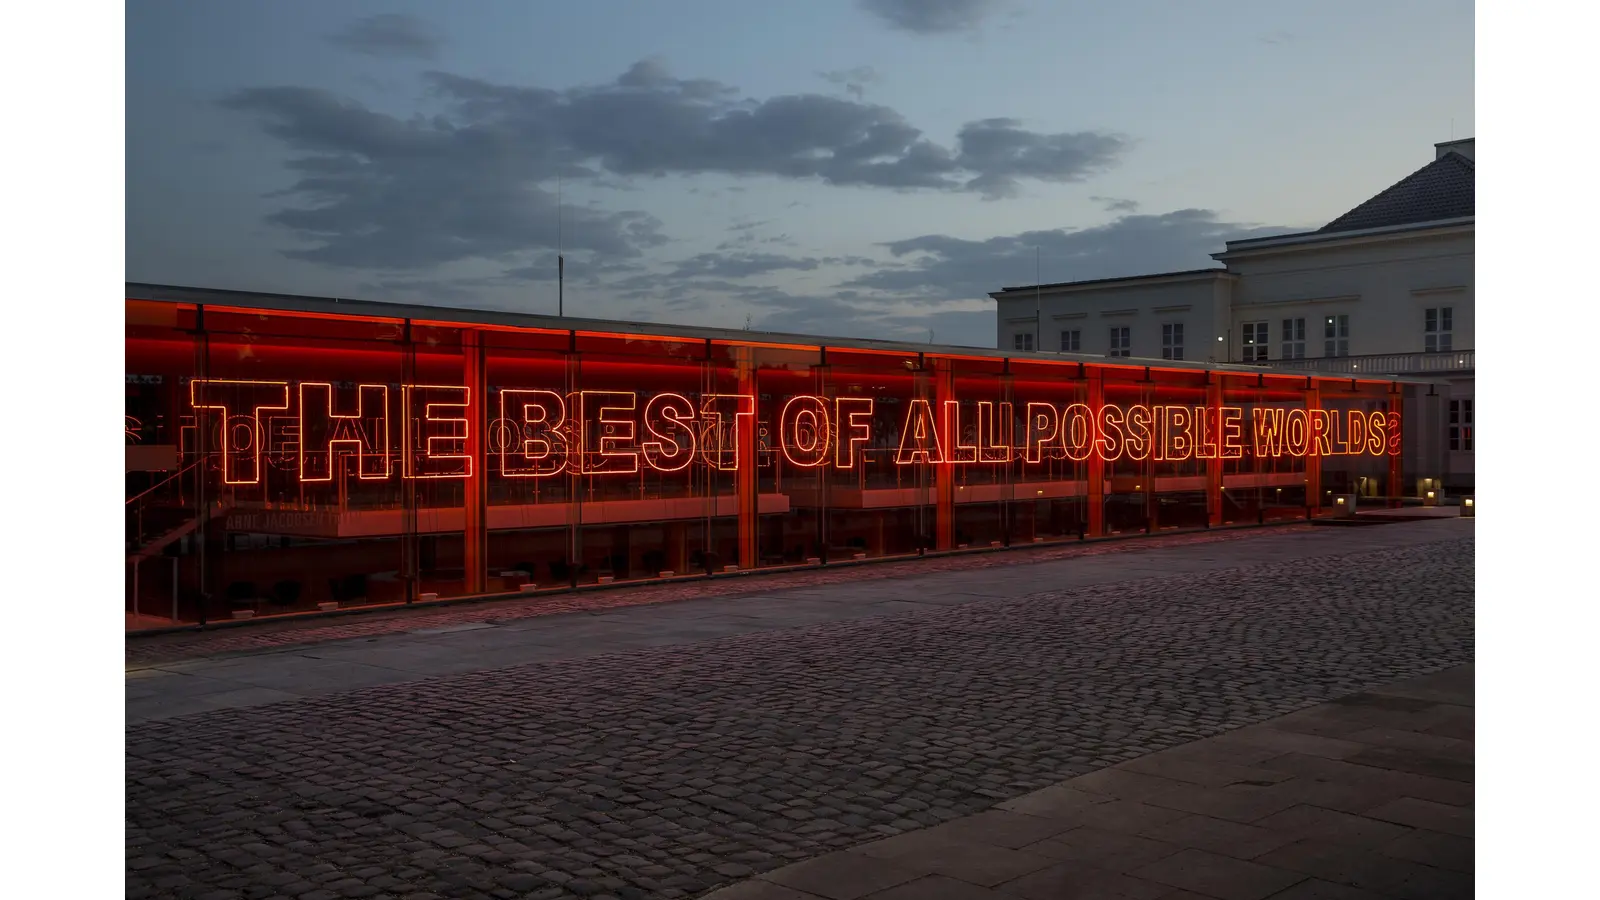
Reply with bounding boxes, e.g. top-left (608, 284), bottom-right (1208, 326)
top-left (221, 86), bottom-right (667, 269)
top-left (670, 252), bottom-right (877, 279)
top-left (223, 59), bottom-right (1125, 268)
top-left (818, 66), bottom-right (882, 99)
top-left (328, 14), bottom-right (444, 61)
top-left (1091, 195), bottom-right (1140, 213)
top-left (845, 209), bottom-right (1300, 301)
top-left (859, 0), bottom-right (1005, 34)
